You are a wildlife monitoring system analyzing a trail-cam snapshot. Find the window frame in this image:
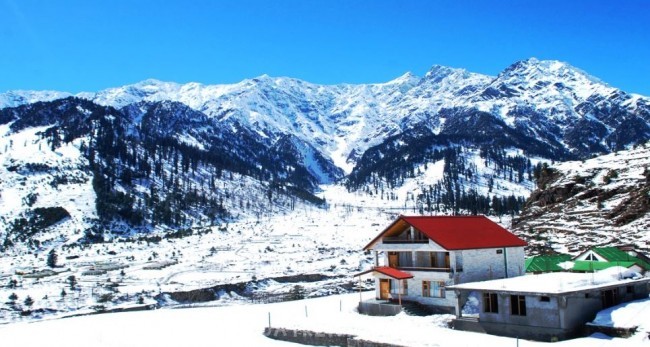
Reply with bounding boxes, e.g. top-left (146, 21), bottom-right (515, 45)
top-left (483, 292), bottom-right (499, 313)
top-left (422, 280), bottom-right (446, 298)
top-left (511, 295), bottom-right (527, 316)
